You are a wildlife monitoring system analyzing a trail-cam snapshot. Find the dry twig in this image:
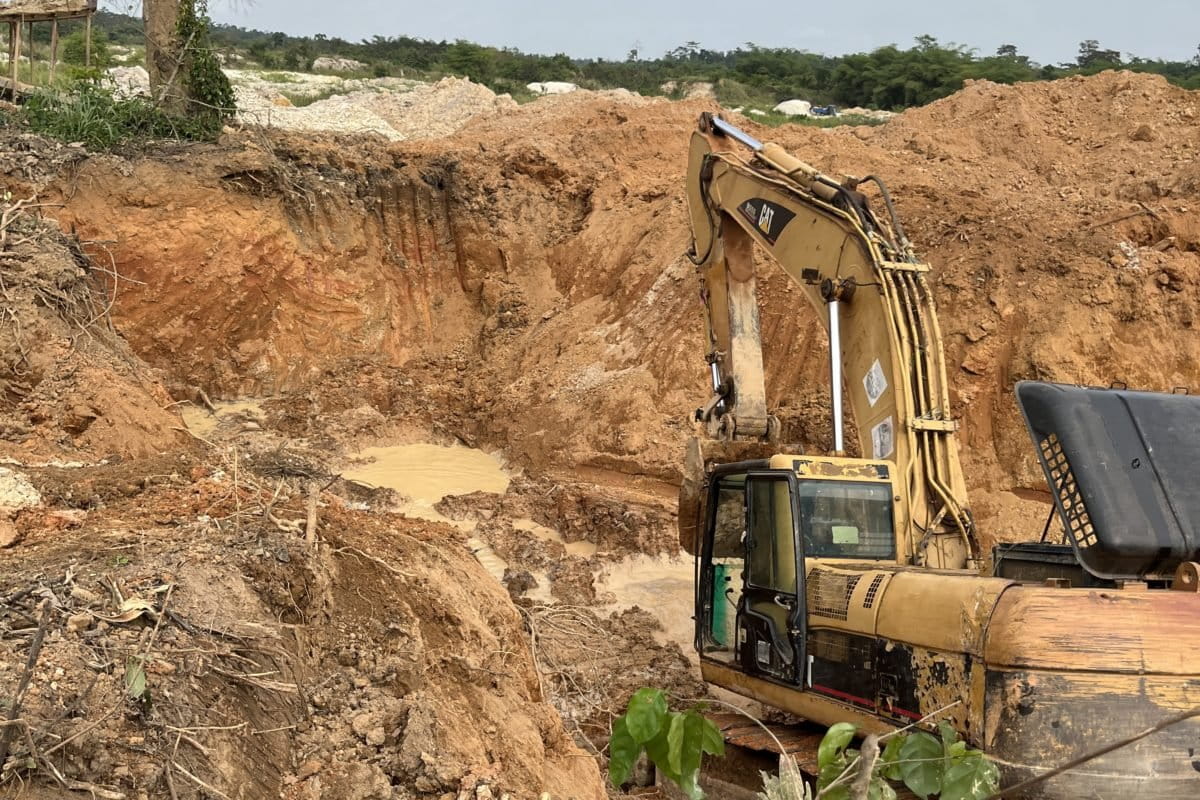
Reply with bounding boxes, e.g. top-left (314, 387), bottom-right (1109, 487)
top-left (0, 598), bottom-right (51, 766)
